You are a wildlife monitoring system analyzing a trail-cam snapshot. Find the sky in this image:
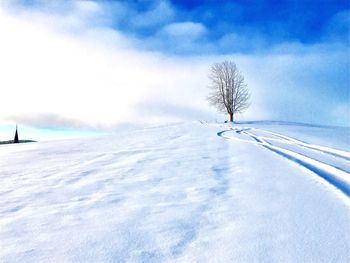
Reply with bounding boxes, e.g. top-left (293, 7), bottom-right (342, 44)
top-left (0, 0), bottom-right (349, 140)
